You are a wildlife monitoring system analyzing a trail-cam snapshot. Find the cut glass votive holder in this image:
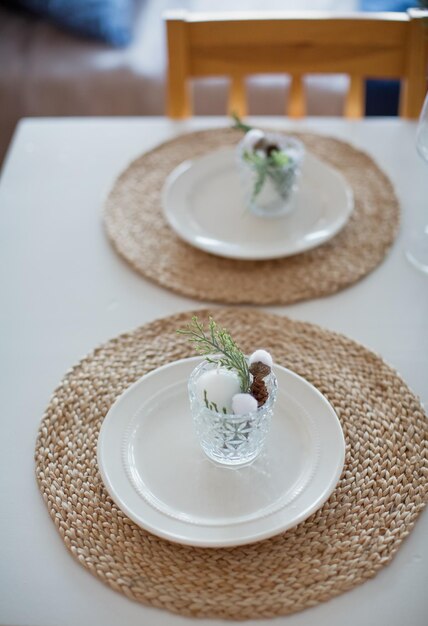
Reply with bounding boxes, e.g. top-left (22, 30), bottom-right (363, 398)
top-left (188, 360), bottom-right (278, 467)
top-left (238, 133), bottom-right (305, 218)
